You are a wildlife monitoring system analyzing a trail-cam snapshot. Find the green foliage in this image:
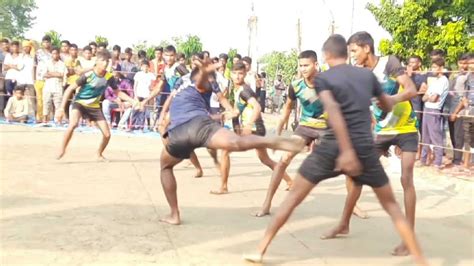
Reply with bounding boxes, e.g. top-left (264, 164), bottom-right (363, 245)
top-left (0, 0), bottom-right (37, 38)
top-left (174, 35), bottom-right (203, 62)
top-left (131, 40), bottom-right (154, 59)
top-left (94, 35), bottom-right (108, 46)
top-left (259, 49), bottom-right (298, 85)
top-left (367, 0), bottom-right (473, 66)
top-left (45, 30), bottom-right (62, 48)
